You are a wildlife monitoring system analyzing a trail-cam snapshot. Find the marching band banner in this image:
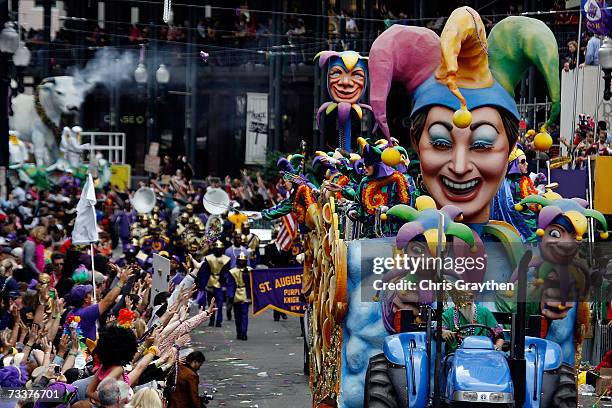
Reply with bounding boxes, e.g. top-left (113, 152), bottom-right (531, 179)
top-left (250, 267), bottom-right (306, 317)
top-left (245, 92), bottom-right (268, 165)
top-left (581, 0), bottom-right (612, 36)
